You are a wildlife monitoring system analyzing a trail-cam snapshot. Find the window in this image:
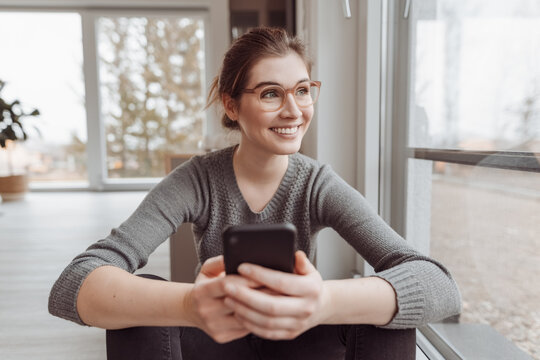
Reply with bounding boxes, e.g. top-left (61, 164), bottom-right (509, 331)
top-left (0, 12), bottom-right (87, 184)
top-left (409, 1), bottom-right (540, 151)
top-left (390, 0), bottom-right (540, 357)
top-left (0, 4), bottom-right (217, 189)
top-left (97, 15), bottom-right (206, 179)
